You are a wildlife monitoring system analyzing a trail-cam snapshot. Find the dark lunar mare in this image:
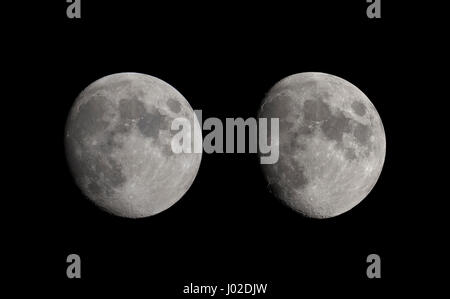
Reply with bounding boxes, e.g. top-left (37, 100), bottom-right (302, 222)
top-left (118, 97), bottom-right (167, 139)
